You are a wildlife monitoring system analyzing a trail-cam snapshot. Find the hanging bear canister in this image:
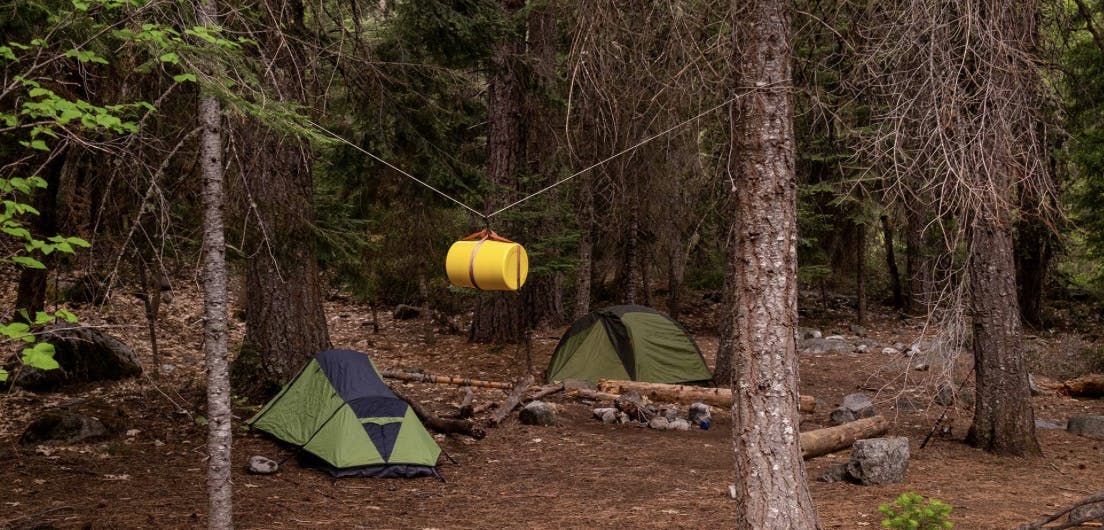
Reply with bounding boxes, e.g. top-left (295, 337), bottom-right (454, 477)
top-left (445, 229), bottom-right (529, 291)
